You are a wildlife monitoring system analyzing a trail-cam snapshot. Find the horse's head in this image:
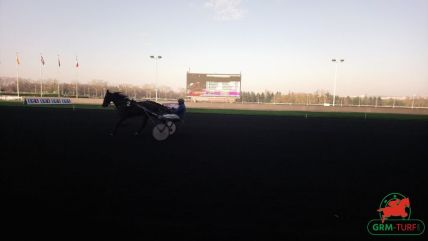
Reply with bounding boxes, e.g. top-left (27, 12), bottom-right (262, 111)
top-left (103, 90), bottom-right (130, 108)
top-left (401, 197), bottom-right (410, 207)
top-left (102, 90), bottom-right (112, 107)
